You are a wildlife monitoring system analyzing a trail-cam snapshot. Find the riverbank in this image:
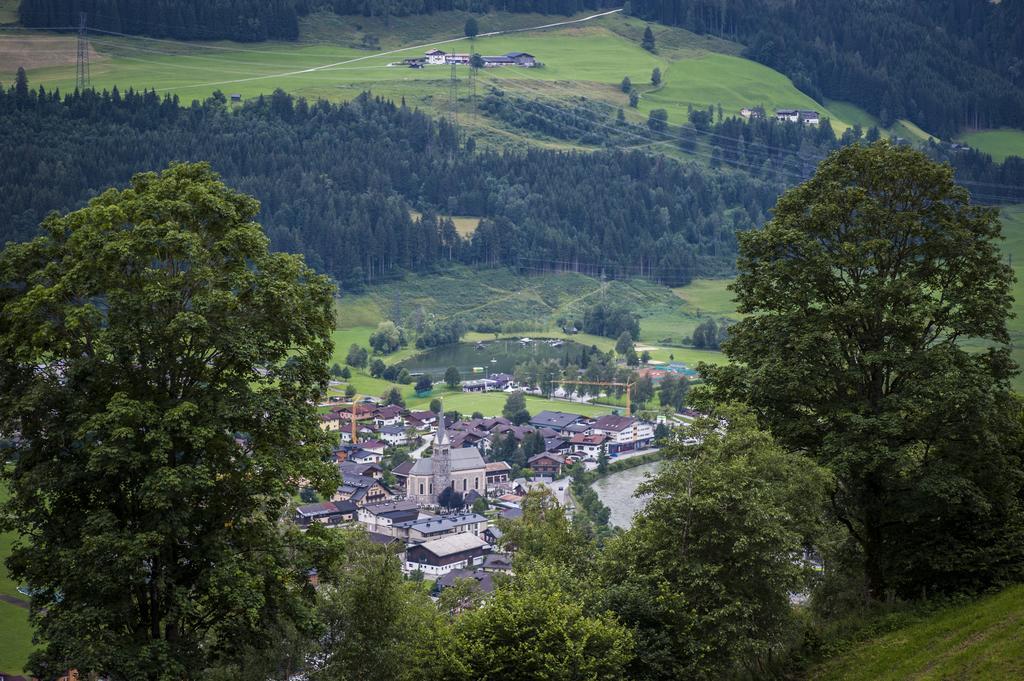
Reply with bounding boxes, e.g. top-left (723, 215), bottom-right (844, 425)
top-left (569, 450), bottom-right (666, 534)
